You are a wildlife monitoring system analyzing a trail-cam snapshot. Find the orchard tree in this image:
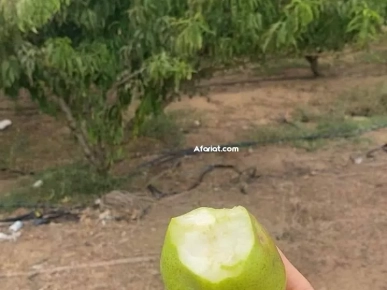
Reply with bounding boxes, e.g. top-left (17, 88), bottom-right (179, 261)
top-left (0, 0), bottom-right (385, 175)
top-left (261, 0), bottom-right (387, 76)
